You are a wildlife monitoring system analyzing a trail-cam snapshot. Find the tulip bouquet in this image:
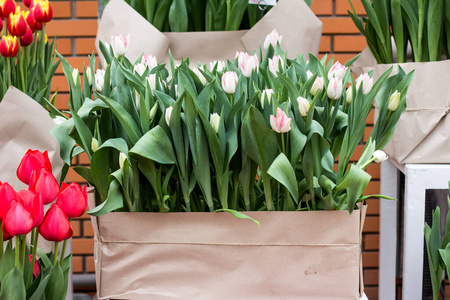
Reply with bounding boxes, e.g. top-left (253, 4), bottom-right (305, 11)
top-left (53, 30), bottom-right (413, 216)
top-left (349, 0), bottom-right (450, 63)
top-left (0, 0), bottom-right (59, 106)
top-left (0, 149), bottom-right (88, 300)
top-left (100, 0), bottom-right (312, 32)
